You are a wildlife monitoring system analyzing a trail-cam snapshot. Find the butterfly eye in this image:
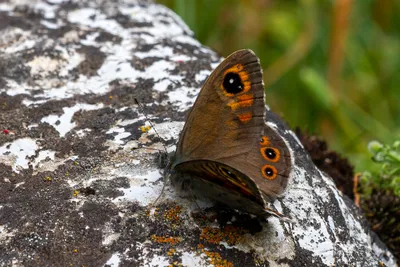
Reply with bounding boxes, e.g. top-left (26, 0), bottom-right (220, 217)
top-left (260, 136), bottom-right (270, 146)
top-left (260, 147), bottom-right (280, 162)
top-left (262, 165), bottom-right (277, 180)
top-left (223, 72), bottom-right (244, 94)
top-left (265, 148), bottom-right (277, 160)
